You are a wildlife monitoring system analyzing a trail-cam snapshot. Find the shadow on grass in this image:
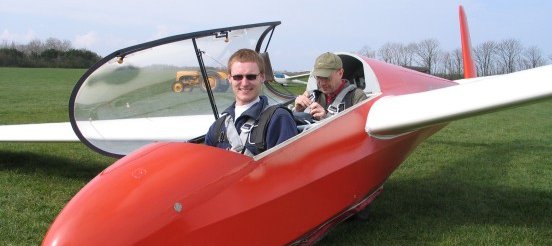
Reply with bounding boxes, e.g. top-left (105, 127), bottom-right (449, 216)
top-left (0, 150), bottom-right (110, 181)
top-left (319, 138), bottom-right (552, 245)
